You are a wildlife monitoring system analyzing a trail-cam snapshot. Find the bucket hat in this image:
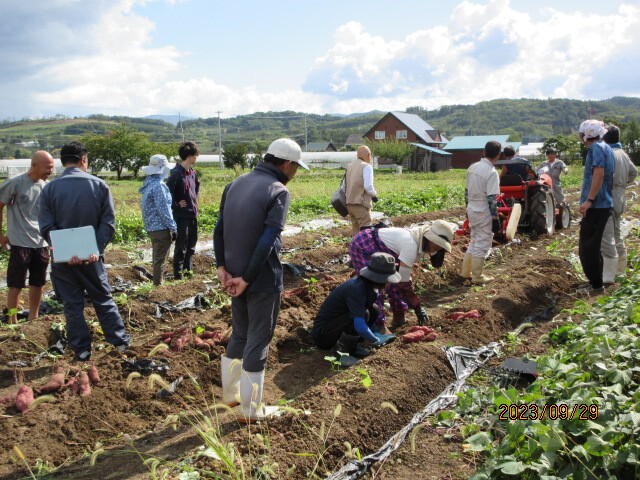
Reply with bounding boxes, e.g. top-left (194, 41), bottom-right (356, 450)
top-left (142, 154), bottom-right (175, 176)
top-left (360, 252), bottom-right (401, 284)
top-left (267, 138), bottom-right (309, 170)
top-left (424, 220), bottom-right (454, 253)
